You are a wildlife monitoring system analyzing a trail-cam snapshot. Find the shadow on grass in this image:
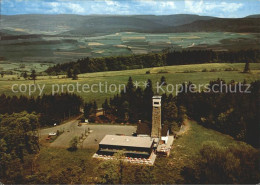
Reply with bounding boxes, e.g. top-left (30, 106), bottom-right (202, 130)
top-left (67, 147), bottom-right (78, 152)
